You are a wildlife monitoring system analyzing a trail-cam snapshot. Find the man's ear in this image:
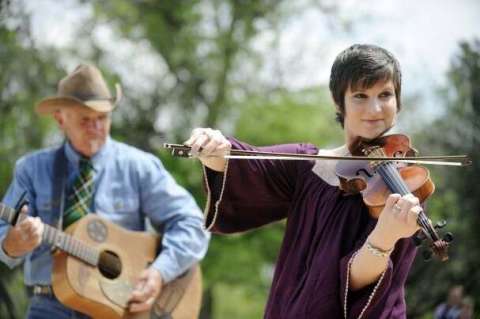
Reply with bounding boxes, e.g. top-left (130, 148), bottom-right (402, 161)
top-left (53, 109), bottom-right (64, 128)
